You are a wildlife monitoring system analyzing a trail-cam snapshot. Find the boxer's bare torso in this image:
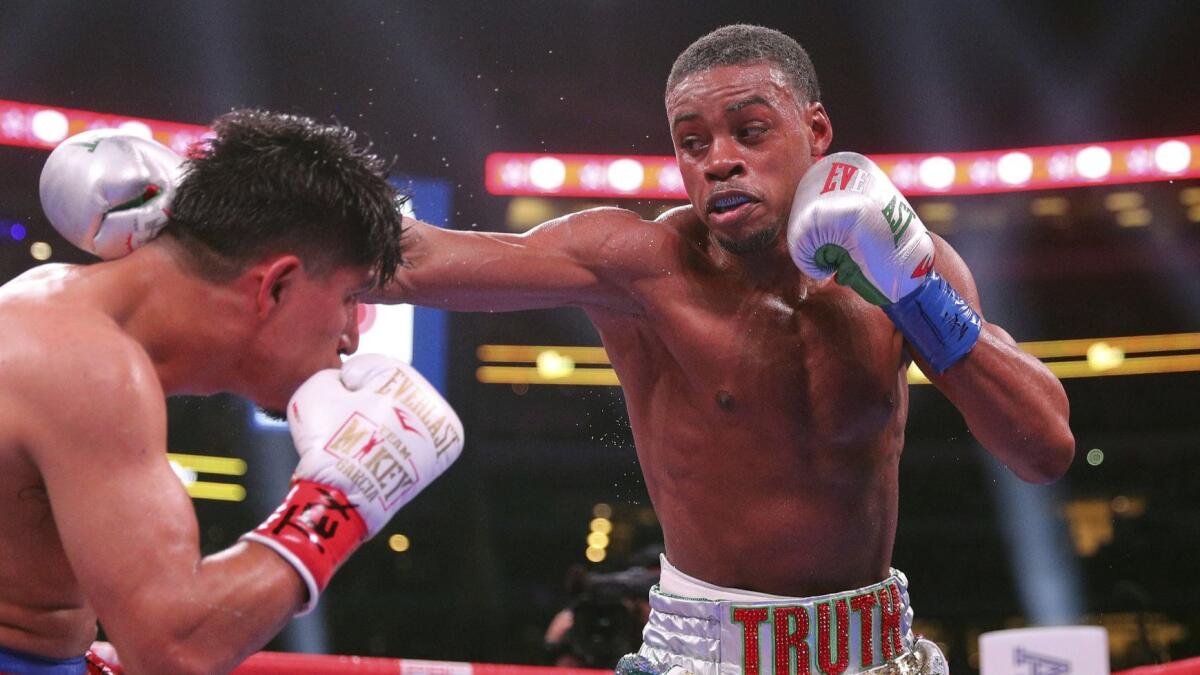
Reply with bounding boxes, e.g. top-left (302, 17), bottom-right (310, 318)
top-left (0, 255), bottom-right (329, 663)
top-left (0, 266), bottom-right (130, 656)
top-left (0, 425), bottom-right (98, 658)
top-left (390, 201), bottom-right (950, 596)
top-left (584, 210), bottom-right (907, 596)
